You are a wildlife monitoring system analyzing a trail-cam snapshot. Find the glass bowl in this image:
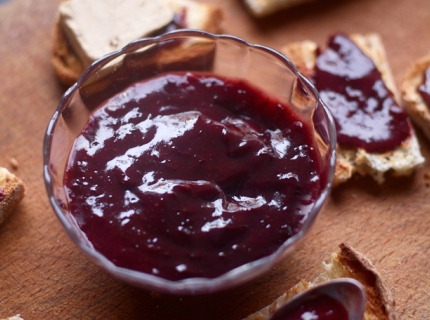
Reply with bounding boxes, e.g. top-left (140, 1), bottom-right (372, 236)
top-left (43, 30), bottom-right (336, 295)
